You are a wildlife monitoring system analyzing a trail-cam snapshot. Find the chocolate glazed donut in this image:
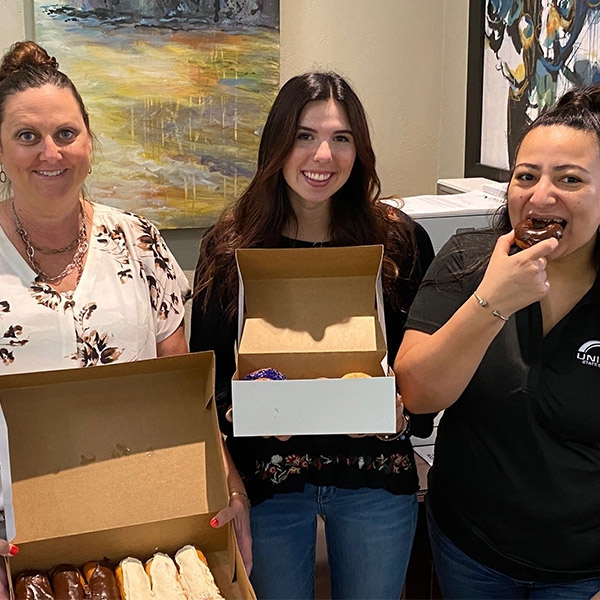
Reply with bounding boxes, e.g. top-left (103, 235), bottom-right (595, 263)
top-left (51, 565), bottom-right (90, 599)
top-left (82, 563), bottom-right (120, 600)
top-left (14, 571), bottom-right (55, 600)
top-left (514, 218), bottom-right (564, 249)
